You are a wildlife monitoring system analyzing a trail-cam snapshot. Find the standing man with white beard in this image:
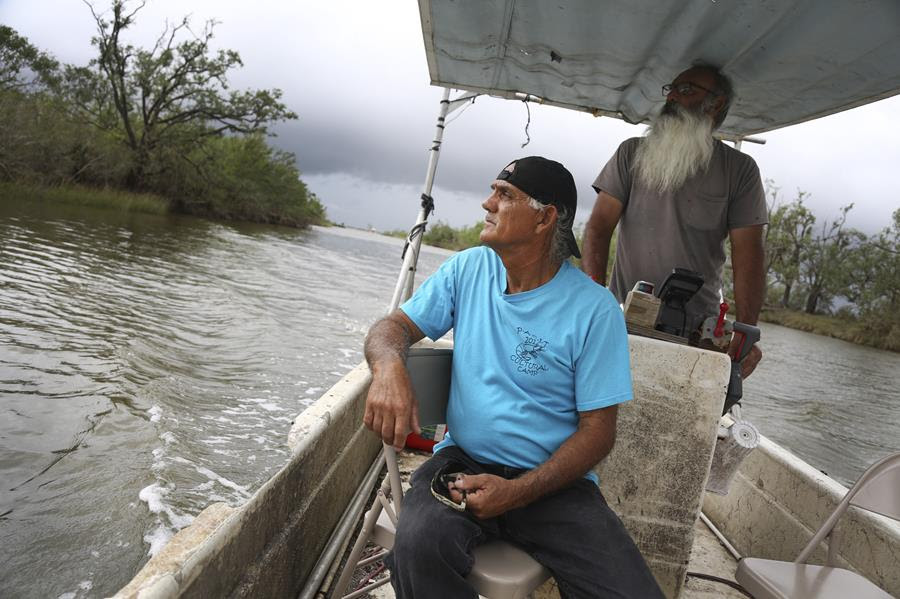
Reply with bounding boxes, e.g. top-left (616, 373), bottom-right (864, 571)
top-left (583, 64), bottom-right (766, 379)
